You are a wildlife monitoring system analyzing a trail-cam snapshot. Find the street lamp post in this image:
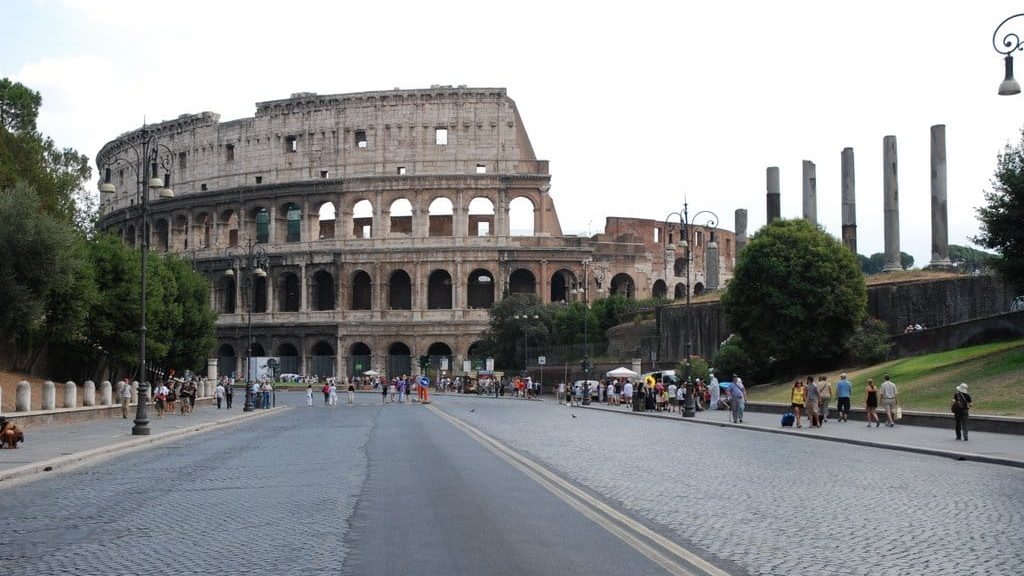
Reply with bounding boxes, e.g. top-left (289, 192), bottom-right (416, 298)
top-left (665, 201), bottom-right (718, 418)
top-left (513, 313), bottom-right (539, 376)
top-left (99, 125), bottom-right (175, 436)
top-left (571, 258), bottom-right (592, 379)
top-left (994, 13), bottom-right (1024, 96)
top-left (224, 238), bottom-right (269, 412)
